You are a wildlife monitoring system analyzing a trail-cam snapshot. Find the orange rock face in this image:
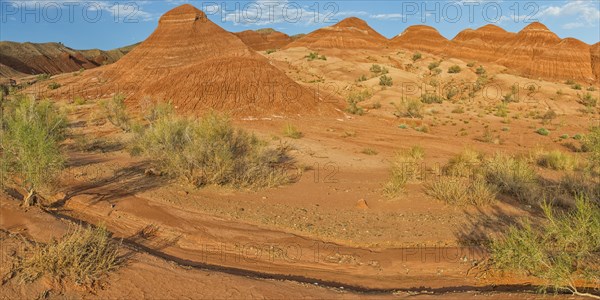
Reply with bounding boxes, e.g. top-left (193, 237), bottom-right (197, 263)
top-left (591, 42), bottom-right (600, 81)
top-left (449, 24), bottom-right (516, 63)
top-left (389, 25), bottom-right (449, 55)
top-left (389, 22), bottom-right (597, 83)
top-left (285, 17), bottom-right (388, 49)
top-left (234, 29), bottom-right (292, 51)
top-left (495, 23), bottom-right (594, 82)
top-left (47, 4), bottom-right (338, 116)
